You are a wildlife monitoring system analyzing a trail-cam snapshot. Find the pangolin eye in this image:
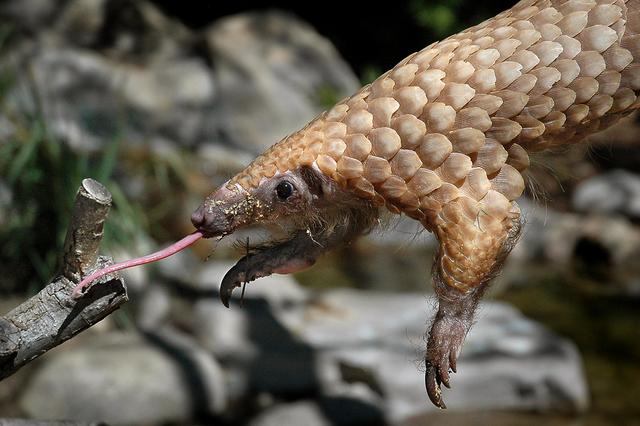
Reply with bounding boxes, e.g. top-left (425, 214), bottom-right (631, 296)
top-left (276, 181), bottom-right (294, 200)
